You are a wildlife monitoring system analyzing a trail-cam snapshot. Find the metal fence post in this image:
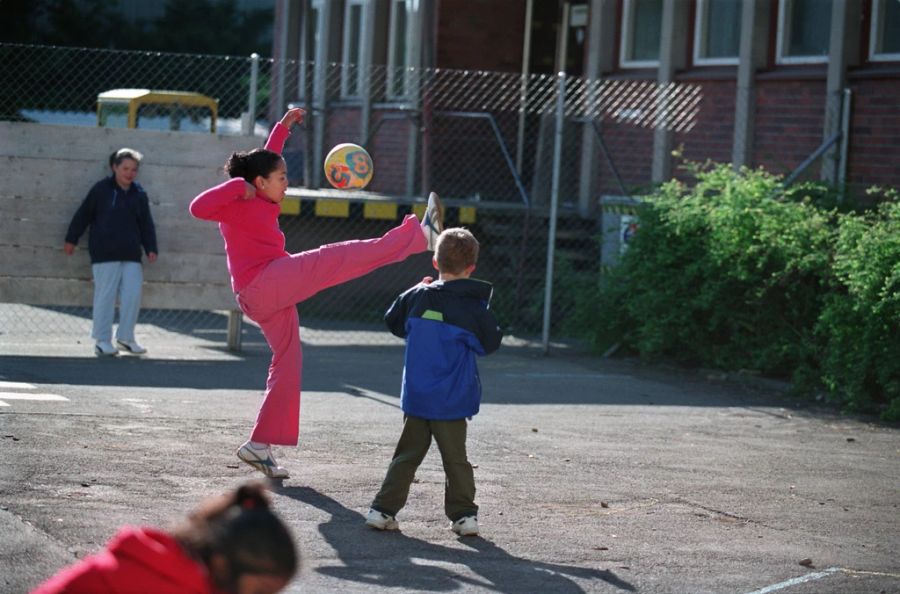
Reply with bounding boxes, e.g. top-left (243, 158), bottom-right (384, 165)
top-left (245, 52), bottom-right (259, 136)
top-left (838, 87), bottom-right (851, 202)
top-left (541, 72), bottom-right (565, 354)
top-left (227, 310), bottom-right (243, 352)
